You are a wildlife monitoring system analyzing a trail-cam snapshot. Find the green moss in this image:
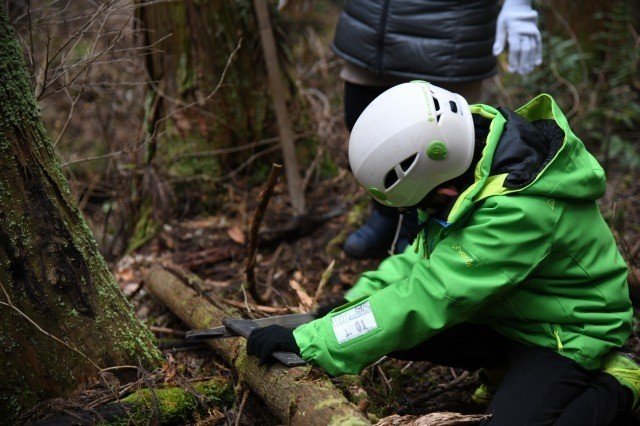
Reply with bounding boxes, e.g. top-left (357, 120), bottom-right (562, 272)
top-left (125, 202), bottom-right (161, 254)
top-left (314, 397), bottom-right (346, 410)
top-left (327, 413), bottom-right (371, 426)
top-left (117, 378), bottom-right (233, 424)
